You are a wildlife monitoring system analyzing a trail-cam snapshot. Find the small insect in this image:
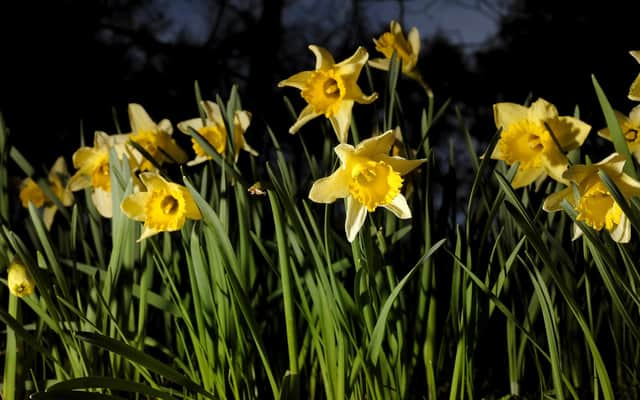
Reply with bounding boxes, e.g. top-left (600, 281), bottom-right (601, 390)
top-left (248, 182), bottom-right (267, 196)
